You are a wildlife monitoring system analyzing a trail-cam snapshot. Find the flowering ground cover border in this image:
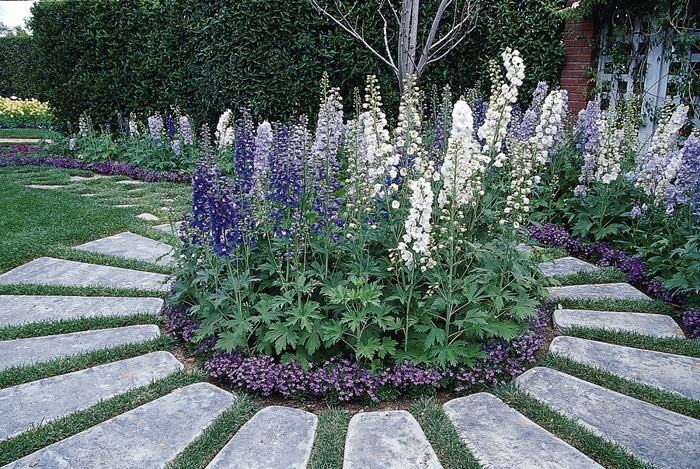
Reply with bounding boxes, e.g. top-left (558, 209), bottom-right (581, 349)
top-left (0, 144), bottom-right (189, 183)
top-left (164, 302), bottom-right (548, 402)
top-left (529, 221), bottom-right (700, 338)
